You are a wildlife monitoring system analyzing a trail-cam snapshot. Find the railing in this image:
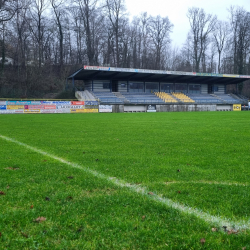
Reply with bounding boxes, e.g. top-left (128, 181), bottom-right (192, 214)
top-left (92, 97), bottom-right (245, 105)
